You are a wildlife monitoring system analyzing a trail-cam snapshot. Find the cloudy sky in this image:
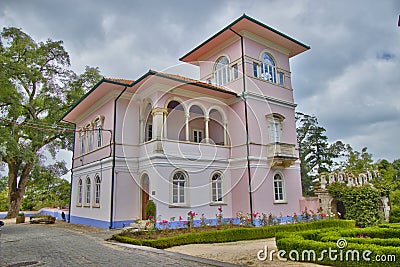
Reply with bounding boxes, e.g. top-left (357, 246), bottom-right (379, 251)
top-left (1, 0), bottom-right (399, 162)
